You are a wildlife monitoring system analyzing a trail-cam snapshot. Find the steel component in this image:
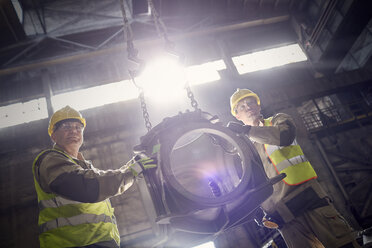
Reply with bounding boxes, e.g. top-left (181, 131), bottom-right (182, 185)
top-left (134, 111), bottom-right (274, 247)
